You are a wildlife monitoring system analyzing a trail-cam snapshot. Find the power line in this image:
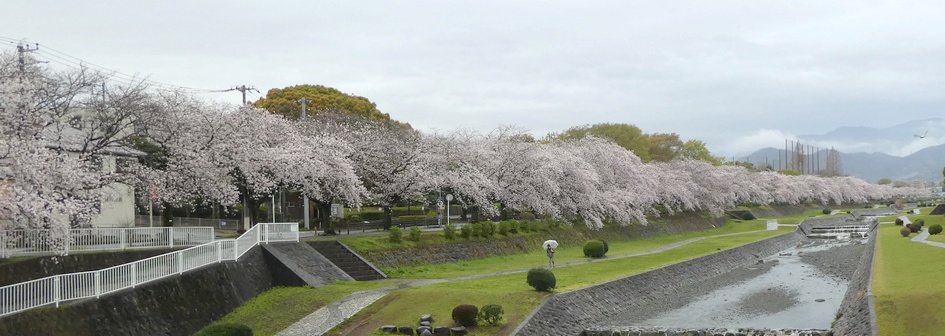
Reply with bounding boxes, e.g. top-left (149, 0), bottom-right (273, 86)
top-left (0, 37), bottom-right (231, 94)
